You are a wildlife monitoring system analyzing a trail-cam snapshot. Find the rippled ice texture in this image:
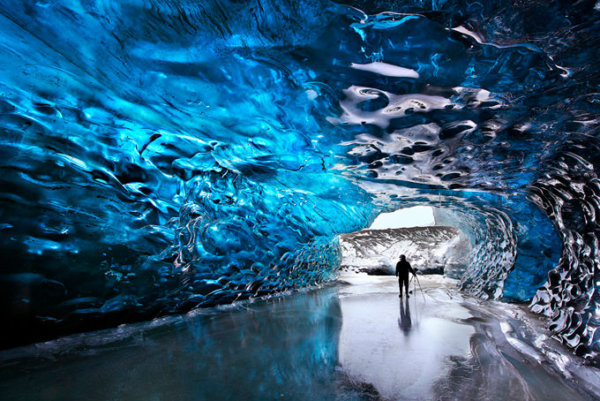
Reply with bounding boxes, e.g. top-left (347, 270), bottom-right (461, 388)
top-left (0, 0), bottom-right (599, 359)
